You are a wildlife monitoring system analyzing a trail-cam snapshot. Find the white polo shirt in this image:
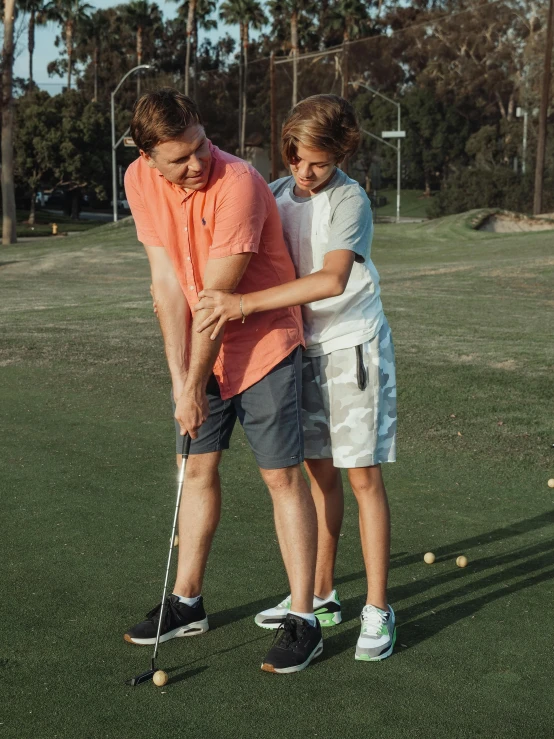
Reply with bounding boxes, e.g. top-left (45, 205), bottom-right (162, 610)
top-left (270, 168), bottom-right (384, 357)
